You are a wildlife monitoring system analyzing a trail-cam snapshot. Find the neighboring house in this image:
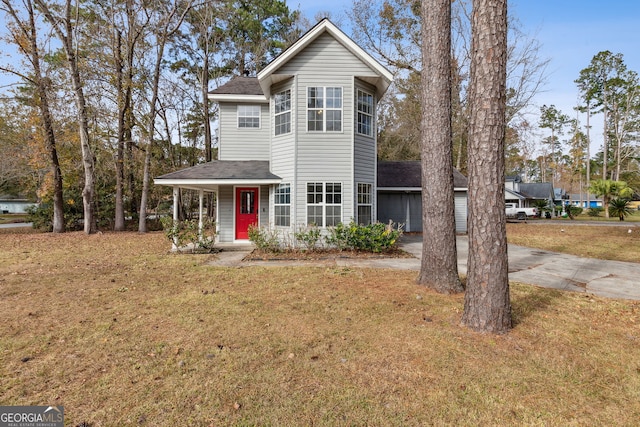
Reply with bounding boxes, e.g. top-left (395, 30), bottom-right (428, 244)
top-left (377, 161), bottom-right (467, 233)
top-left (505, 176), bottom-right (554, 208)
top-left (567, 194), bottom-right (603, 209)
top-left (0, 195), bottom-right (37, 214)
